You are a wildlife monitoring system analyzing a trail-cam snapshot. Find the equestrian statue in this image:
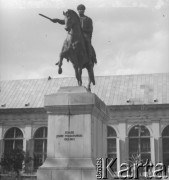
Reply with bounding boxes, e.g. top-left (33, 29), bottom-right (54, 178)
top-left (39, 4), bottom-right (97, 91)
